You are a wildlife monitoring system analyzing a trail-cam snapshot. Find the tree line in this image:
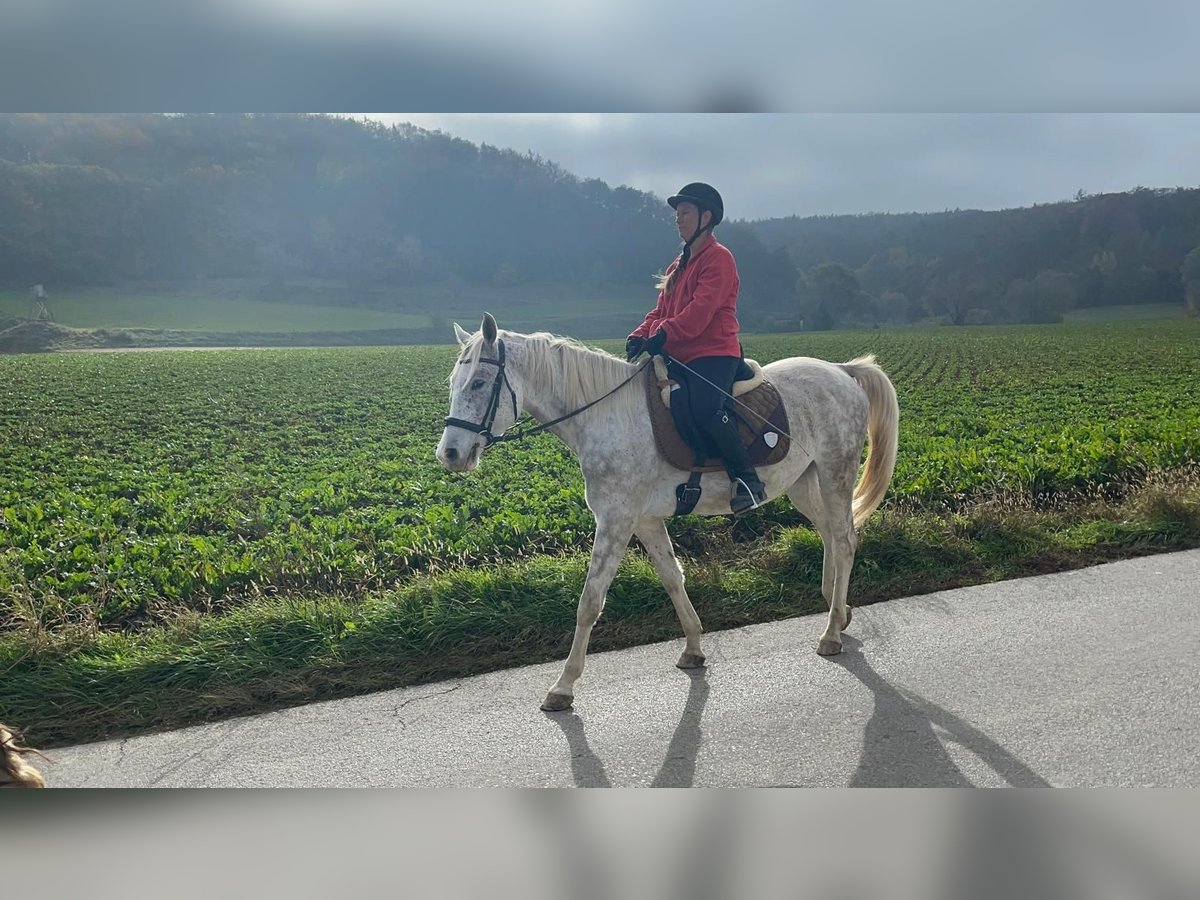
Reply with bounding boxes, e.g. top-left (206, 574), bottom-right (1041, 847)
top-left (0, 114), bottom-right (671, 293)
top-left (2, 114), bottom-right (1197, 330)
top-left (748, 188), bottom-right (1200, 327)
